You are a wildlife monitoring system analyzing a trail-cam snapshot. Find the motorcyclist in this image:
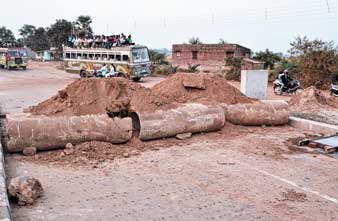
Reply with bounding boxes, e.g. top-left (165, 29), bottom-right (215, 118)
top-left (278, 69), bottom-right (291, 91)
top-left (96, 63), bottom-right (108, 77)
top-left (106, 64), bottom-right (116, 78)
